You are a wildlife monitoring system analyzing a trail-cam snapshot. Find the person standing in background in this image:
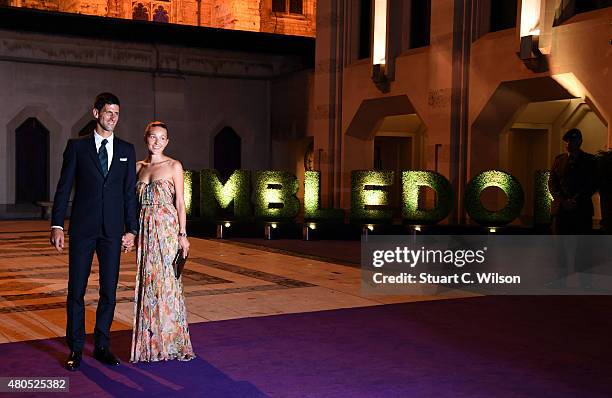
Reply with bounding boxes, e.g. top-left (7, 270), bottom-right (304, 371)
top-left (549, 128), bottom-right (598, 234)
